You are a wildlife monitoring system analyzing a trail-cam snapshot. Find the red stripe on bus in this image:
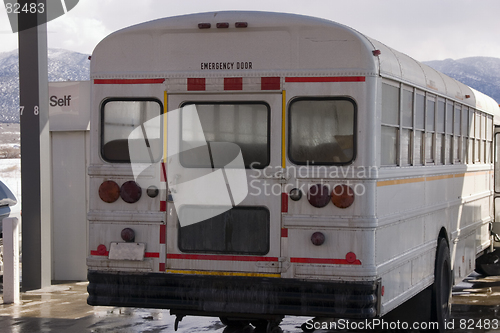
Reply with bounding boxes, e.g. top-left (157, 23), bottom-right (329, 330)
top-left (224, 77), bottom-right (243, 90)
top-left (159, 263), bottom-right (166, 271)
top-left (90, 250), bottom-right (109, 256)
top-left (261, 77), bottom-right (281, 90)
top-left (281, 228), bottom-right (288, 238)
top-left (160, 225), bottom-right (166, 244)
top-left (285, 76), bottom-right (366, 83)
top-left (160, 201), bottom-right (167, 212)
top-left (160, 162), bottom-right (167, 182)
top-left (290, 257), bottom-right (361, 265)
top-left (187, 78), bottom-right (206, 91)
top-left (281, 192), bottom-right (288, 213)
top-left (167, 253), bottom-right (279, 262)
top-left (94, 78), bottom-right (165, 84)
